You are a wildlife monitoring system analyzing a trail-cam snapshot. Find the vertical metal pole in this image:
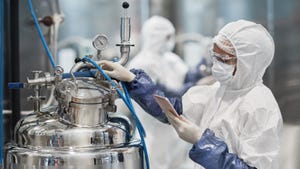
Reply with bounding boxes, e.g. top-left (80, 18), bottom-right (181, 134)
top-left (10, 0), bottom-right (20, 135)
top-left (0, 0), bottom-right (4, 165)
